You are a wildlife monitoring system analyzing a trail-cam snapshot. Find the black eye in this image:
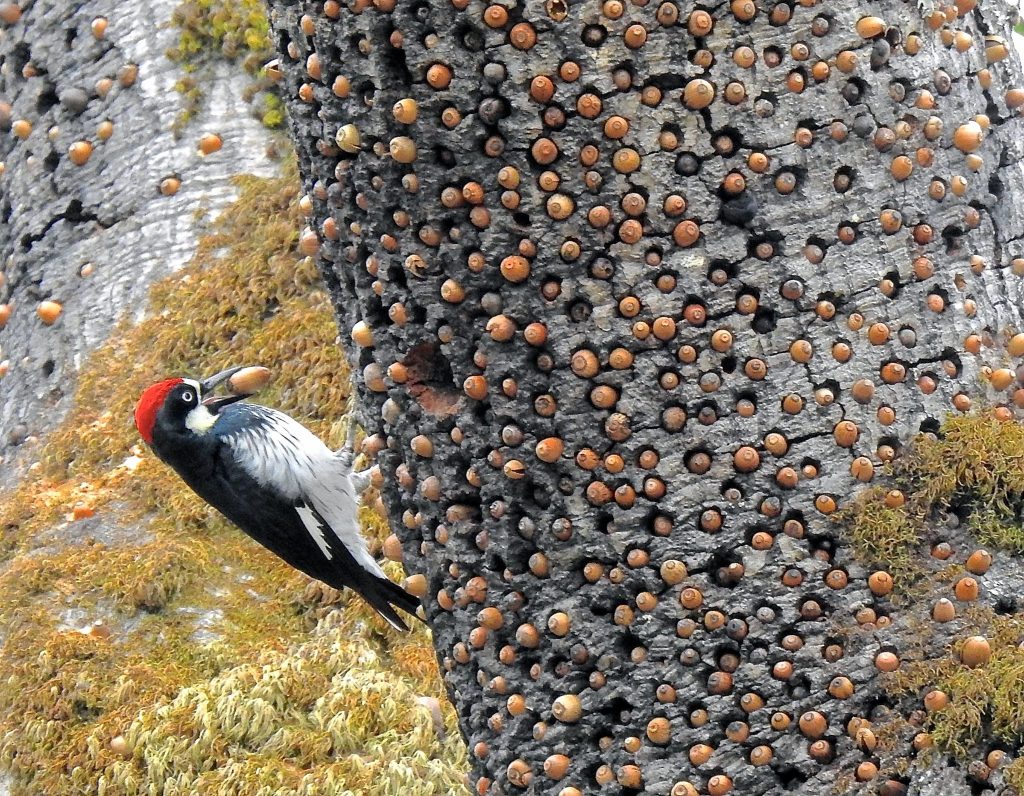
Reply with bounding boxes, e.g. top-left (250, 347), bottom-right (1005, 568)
top-left (181, 390), bottom-right (194, 403)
